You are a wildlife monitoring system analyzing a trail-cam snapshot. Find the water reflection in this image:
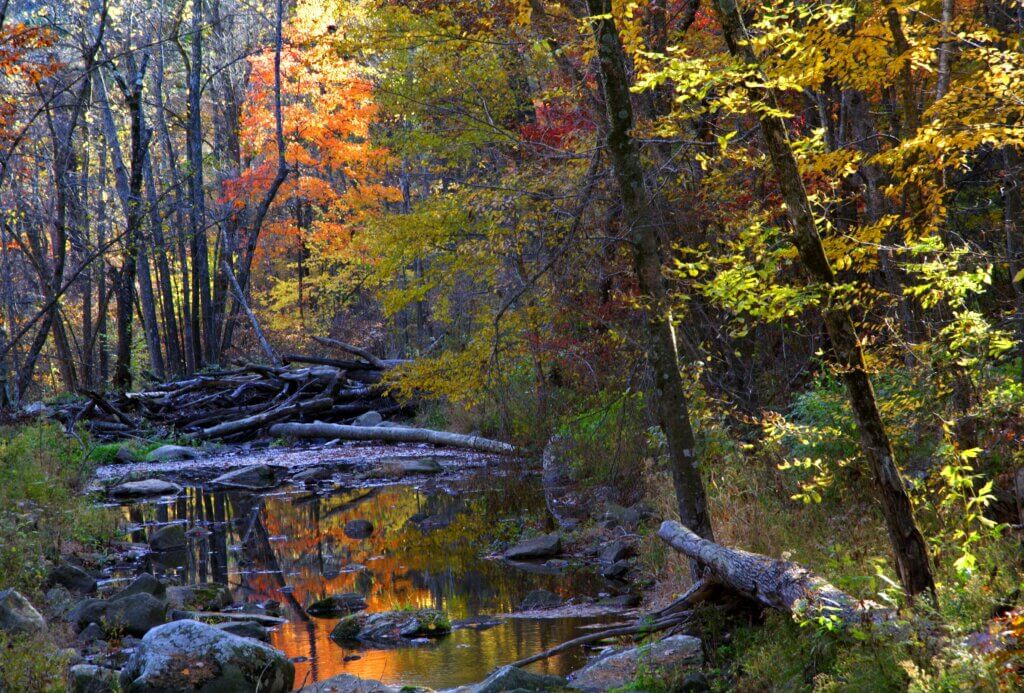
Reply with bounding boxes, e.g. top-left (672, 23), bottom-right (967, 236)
top-left (120, 474), bottom-right (611, 690)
